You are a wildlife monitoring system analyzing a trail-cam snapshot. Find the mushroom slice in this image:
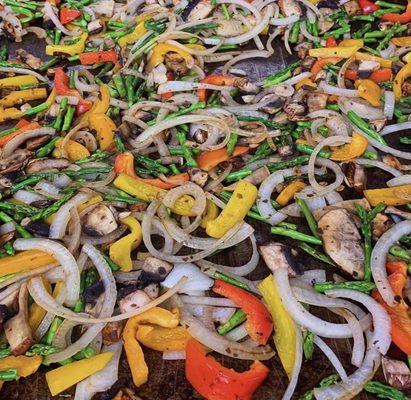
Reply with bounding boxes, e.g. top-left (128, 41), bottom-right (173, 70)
top-left (102, 321), bottom-right (125, 345)
top-left (83, 204), bottom-right (118, 236)
top-left (118, 290), bottom-right (152, 314)
top-left (278, 0), bottom-right (302, 16)
top-left (140, 257), bottom-right (173, 283)
top-left (317, 209), bottom-right (365, 279)
top-left (382, 357), bottom-right (411, 389)
top-left (4, 283), bottom-right (34, 355)
top-left (187, 0), bottom-right (214, 21)
top-left (0, 149), bottom-right (33, 175)
top-left (259, 243), bottom-right (301, 275)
